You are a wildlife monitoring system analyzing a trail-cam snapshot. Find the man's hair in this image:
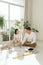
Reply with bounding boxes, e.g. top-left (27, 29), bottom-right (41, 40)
top-left (15, 29), bottom-right (18, 34)
top-left (25, 27), bottom-right (31, 30)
